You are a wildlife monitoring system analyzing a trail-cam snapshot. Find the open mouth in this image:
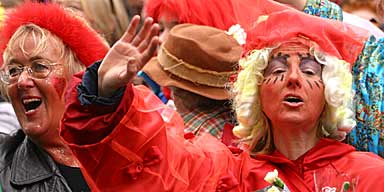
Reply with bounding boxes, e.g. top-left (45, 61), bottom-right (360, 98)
top-left (22, 98), bottom-right (42, 112)
top-left (284, 96), bottom-right (303, 103)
